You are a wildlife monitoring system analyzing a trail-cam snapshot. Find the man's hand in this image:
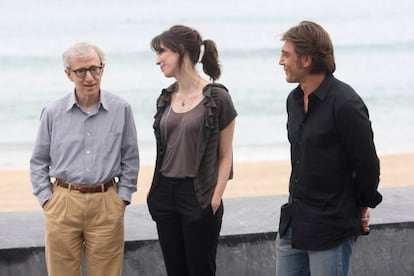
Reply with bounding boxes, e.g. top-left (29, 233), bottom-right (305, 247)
top-left (360, 207), bottom-right (370, 233)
